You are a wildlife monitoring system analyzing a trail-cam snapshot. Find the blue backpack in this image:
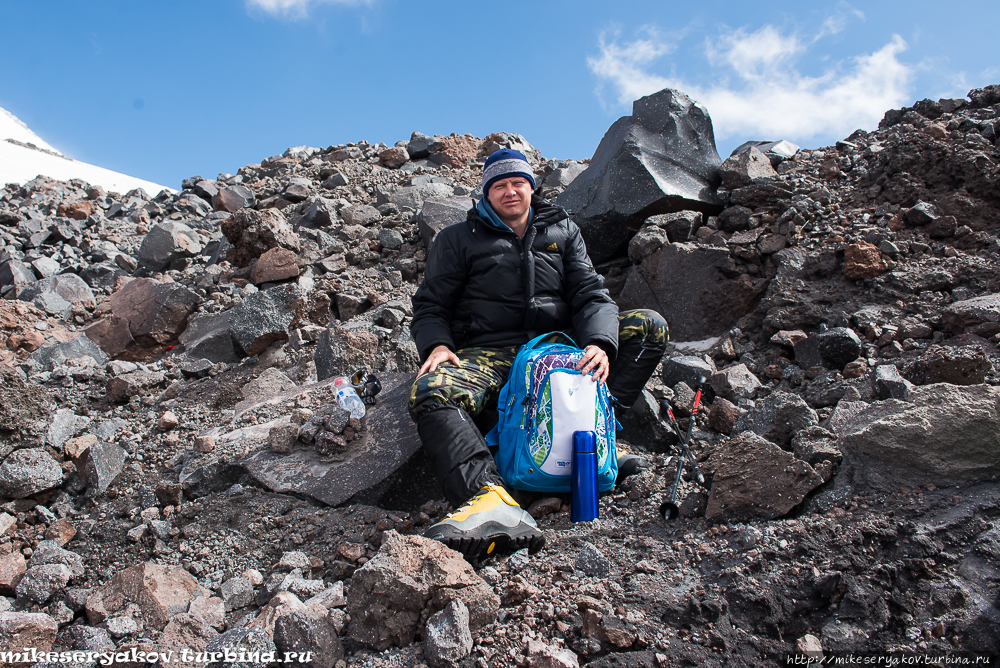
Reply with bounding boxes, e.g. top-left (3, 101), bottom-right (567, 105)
top-left (485, 332), bottom-right (619, 493)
